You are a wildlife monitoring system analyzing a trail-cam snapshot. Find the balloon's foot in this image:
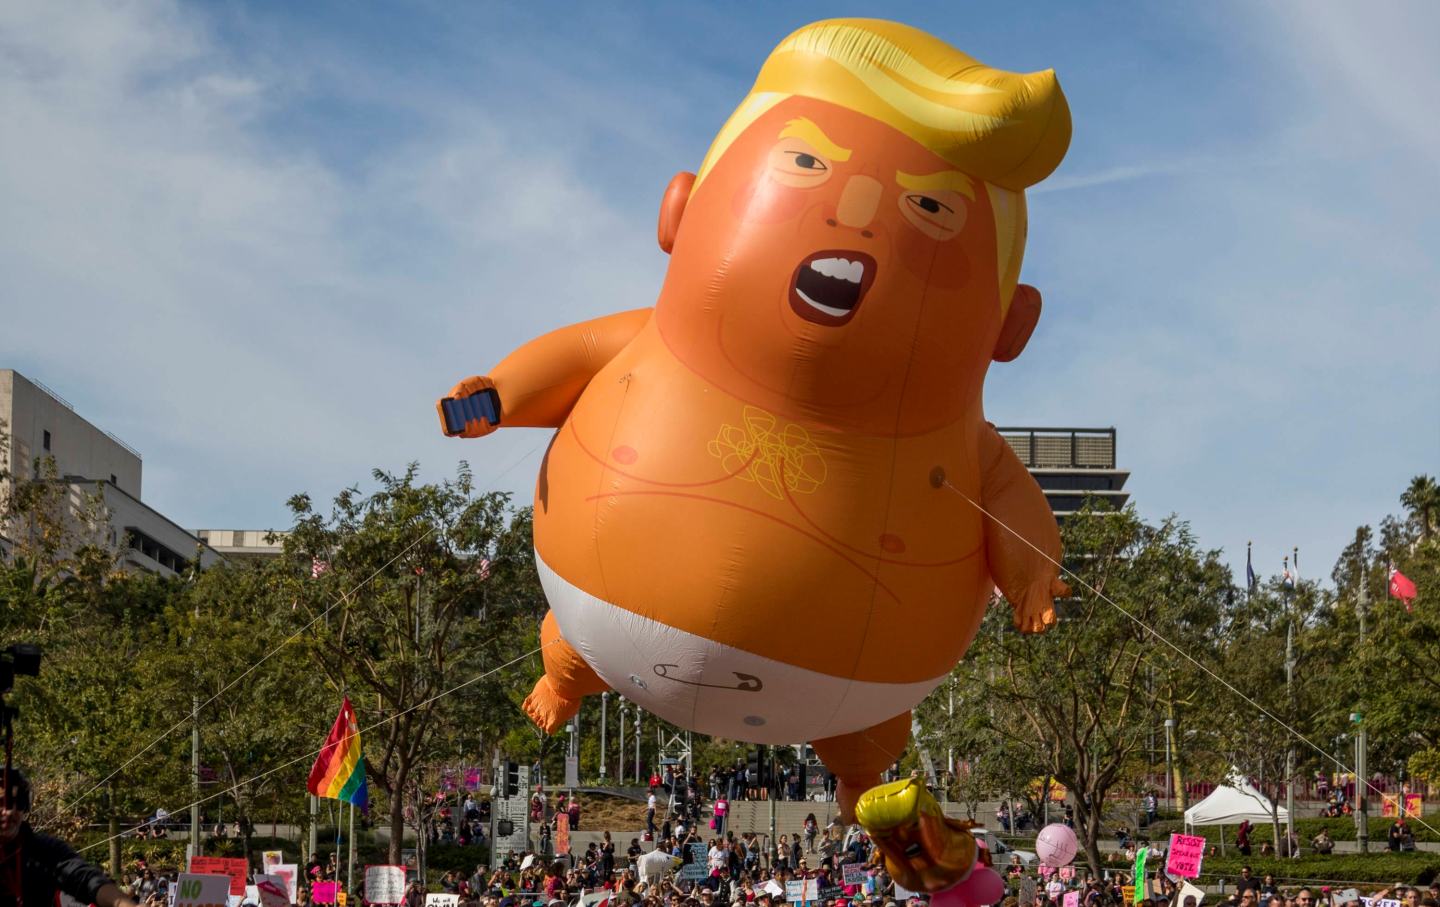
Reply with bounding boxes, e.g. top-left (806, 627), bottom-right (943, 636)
top-left (522, 675), bottom-right (580, 734)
